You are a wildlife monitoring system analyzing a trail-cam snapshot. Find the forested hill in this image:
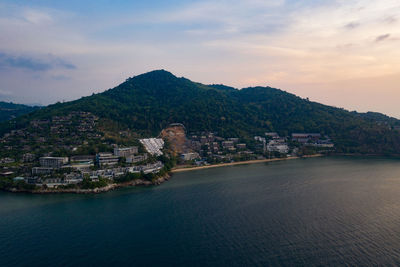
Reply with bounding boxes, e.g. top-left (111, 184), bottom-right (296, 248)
top-left (3, 70), bottom-right (400, 154)
top-left (0, 101), bottom-right (39, 122)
